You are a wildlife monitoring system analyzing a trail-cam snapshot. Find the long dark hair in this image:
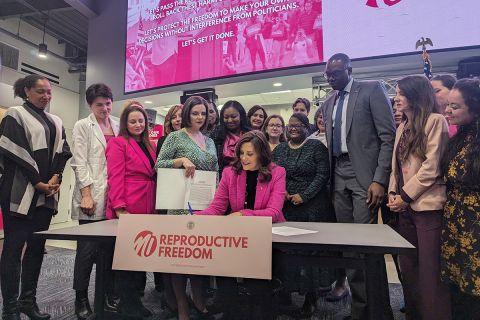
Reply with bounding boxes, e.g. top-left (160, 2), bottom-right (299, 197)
top-left (232, 131), bottom-right (273, 181)
top-left (206, 101), bottom-right (219, 133)
top-left (119, 101), bottom-right (153, 151)
top-left (13, 74), bottom-right (48, 100)
top-left (441, 78), bottom-right (480, 185)
top-left (216, 100), bottom-right (250, 140)
top-left (397, 75), bottom-right (439, 161)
